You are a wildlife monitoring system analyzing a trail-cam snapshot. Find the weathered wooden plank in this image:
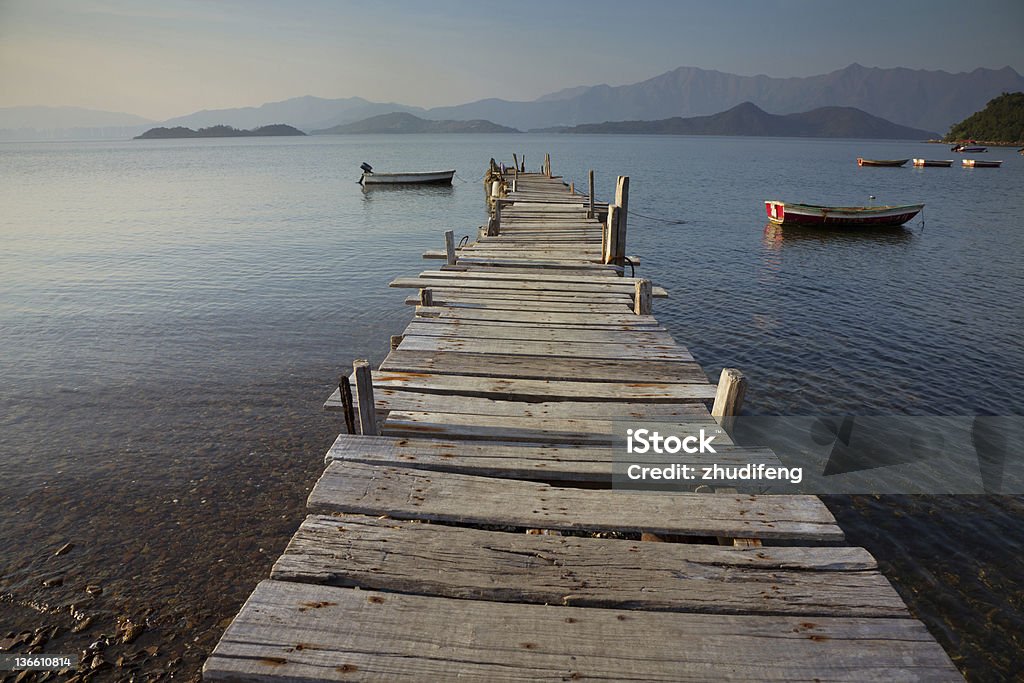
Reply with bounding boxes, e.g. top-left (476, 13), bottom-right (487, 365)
top-left (366, 370), bottom-right (716, 403)
top-left (391, 277), bottom-right (668, 299)
top-left (417, 270), bottom-right (654, 287)
top-left (326, 386), bottom-right (711, 419)
top-left (404, 286), bottom-right (635, 304)
top-left (415, 307), bottom-right (664, 327)
top-left (397, 335), bottom-right (695, 361)
top-left (404, 295), bottom-right (634, 312)
top-left (323, 435), bottom-right (761, 481)
top-left (308, 462), bottom-right (845, 541)
top-left (380, 349), bottom-right (708, 383)
top-left (205, 581), bottom-right (960, 682)
top-left (273, 514), bottom-right (906, 617)
top-left (381, 411), bottom-right (723, 445)
top-left (402, 321), bottom-right (676, 345)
